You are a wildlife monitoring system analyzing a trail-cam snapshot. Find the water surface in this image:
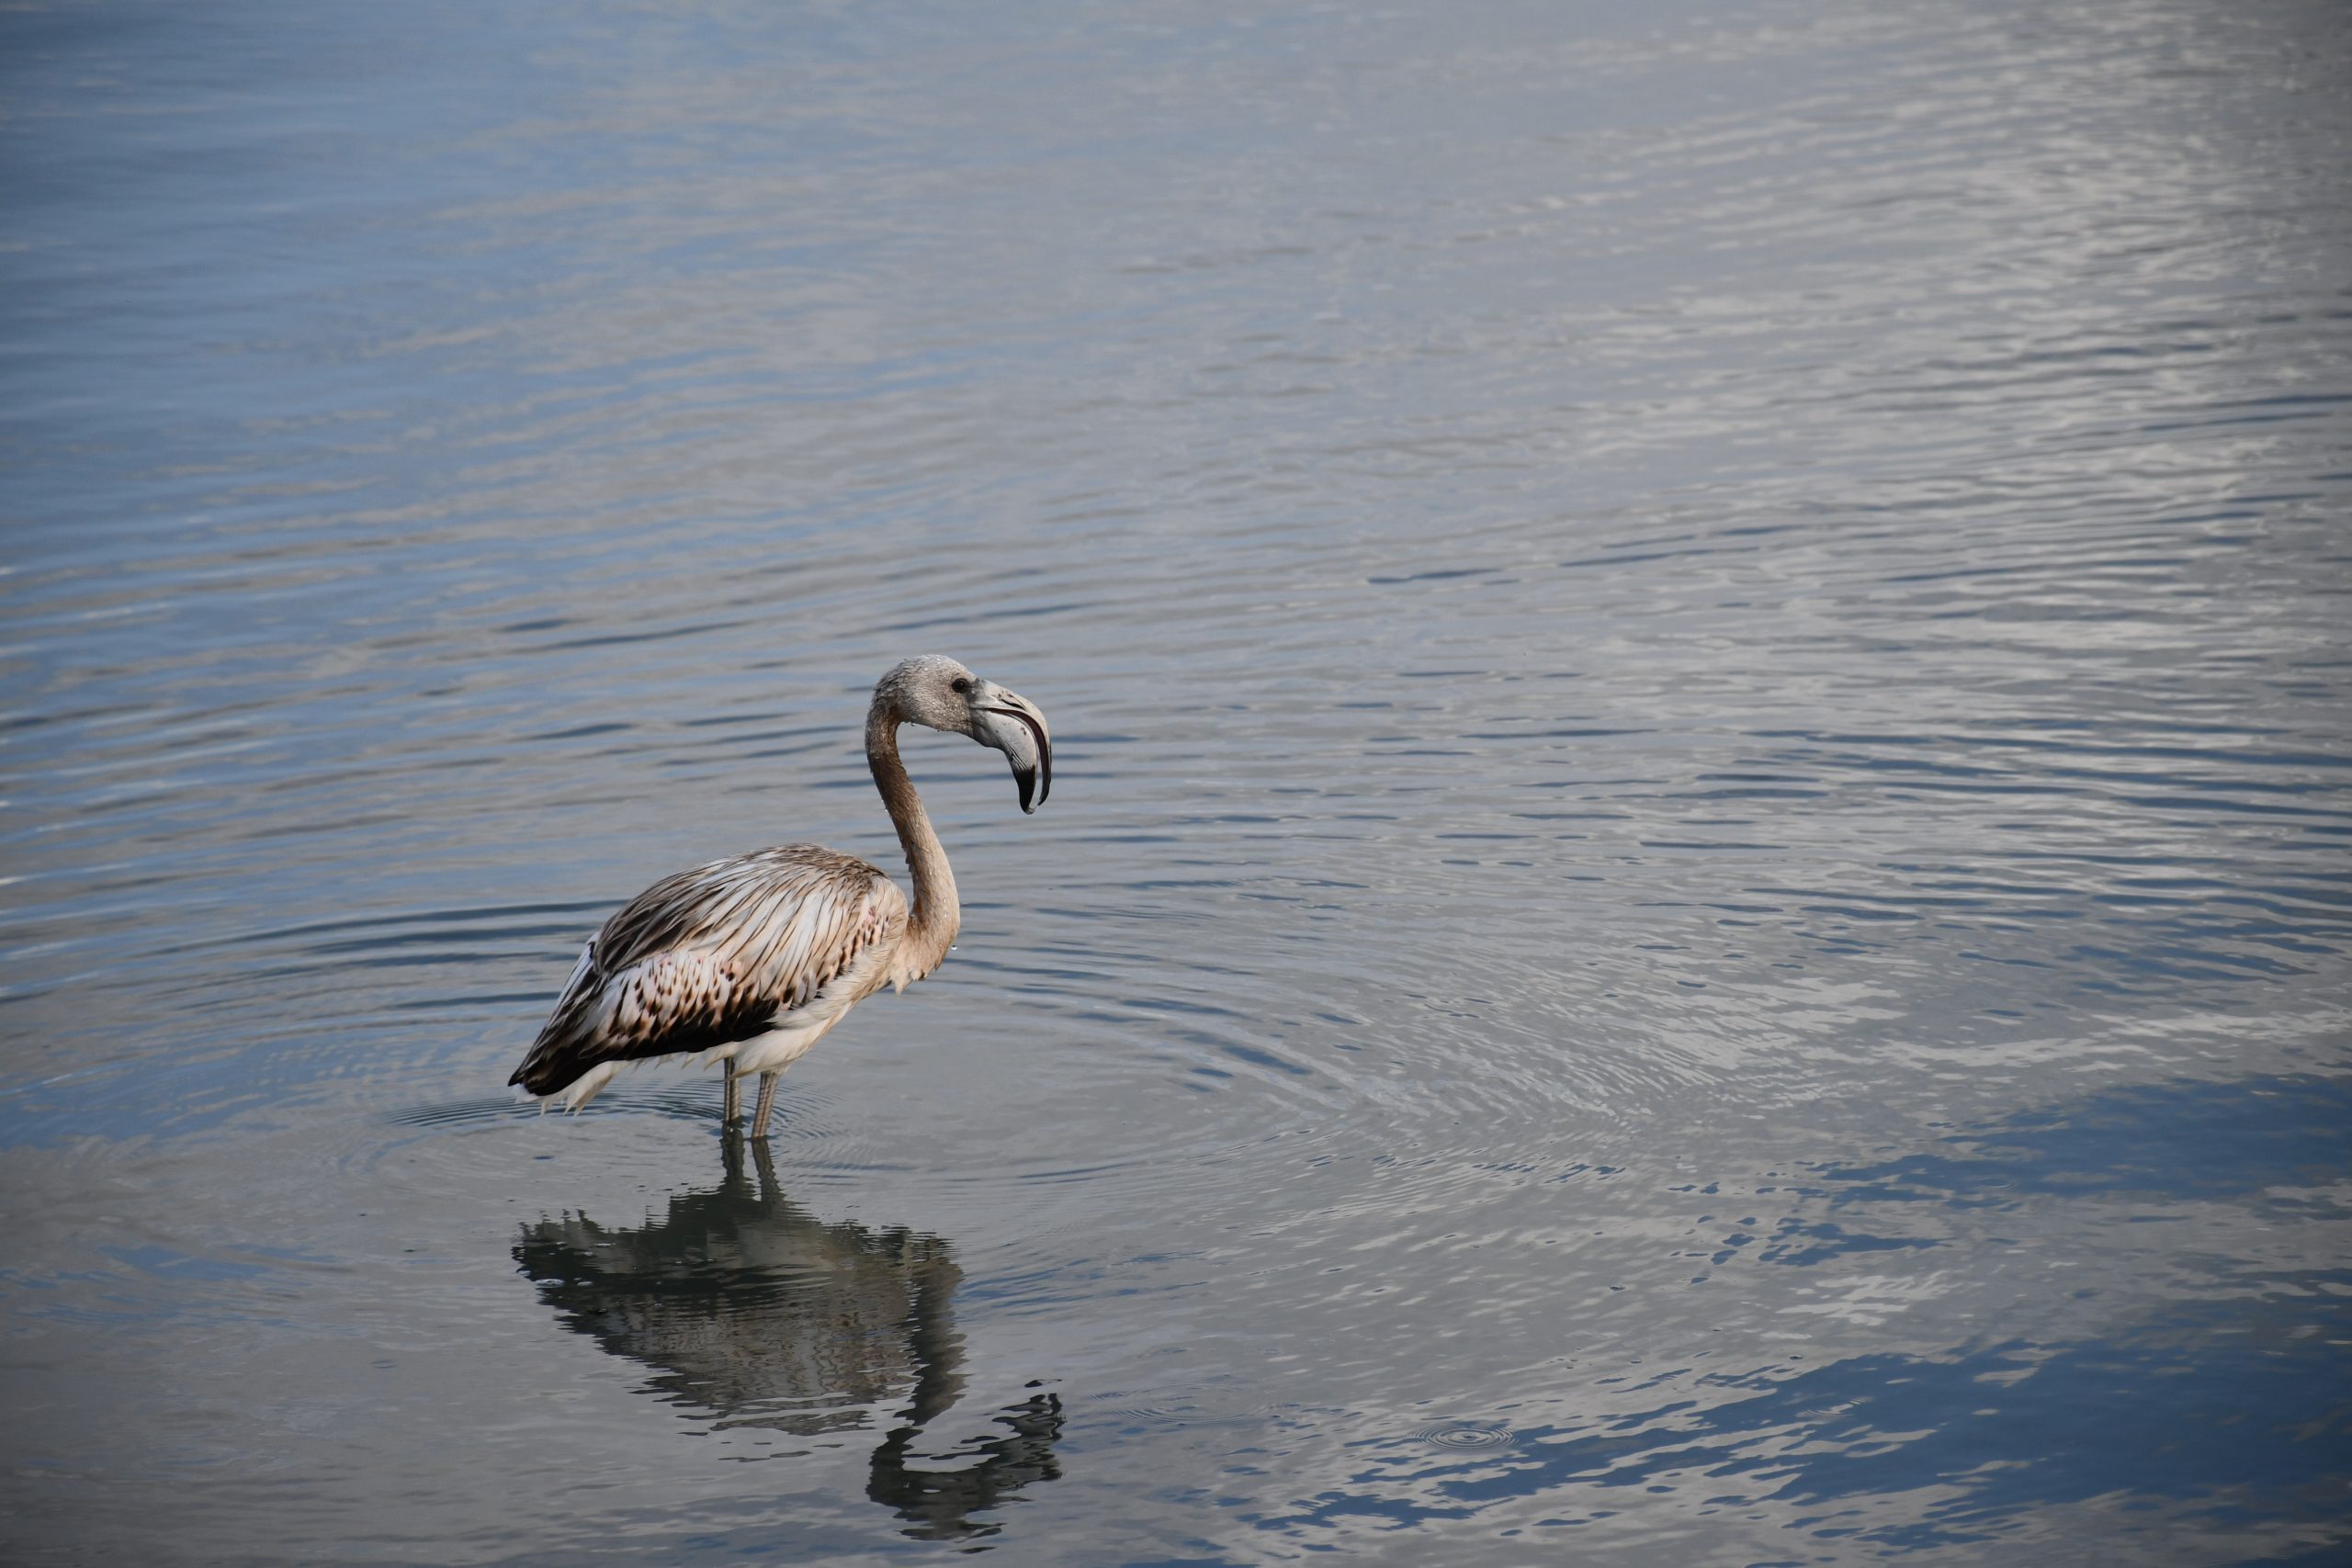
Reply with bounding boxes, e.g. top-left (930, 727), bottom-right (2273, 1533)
top-left (5, 0), bottom-right (2351, 1562)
